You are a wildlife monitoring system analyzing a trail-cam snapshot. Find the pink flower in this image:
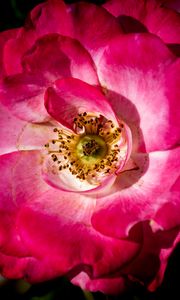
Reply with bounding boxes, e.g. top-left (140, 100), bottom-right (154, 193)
top-left (0, 0), bottom-right (179, 295)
